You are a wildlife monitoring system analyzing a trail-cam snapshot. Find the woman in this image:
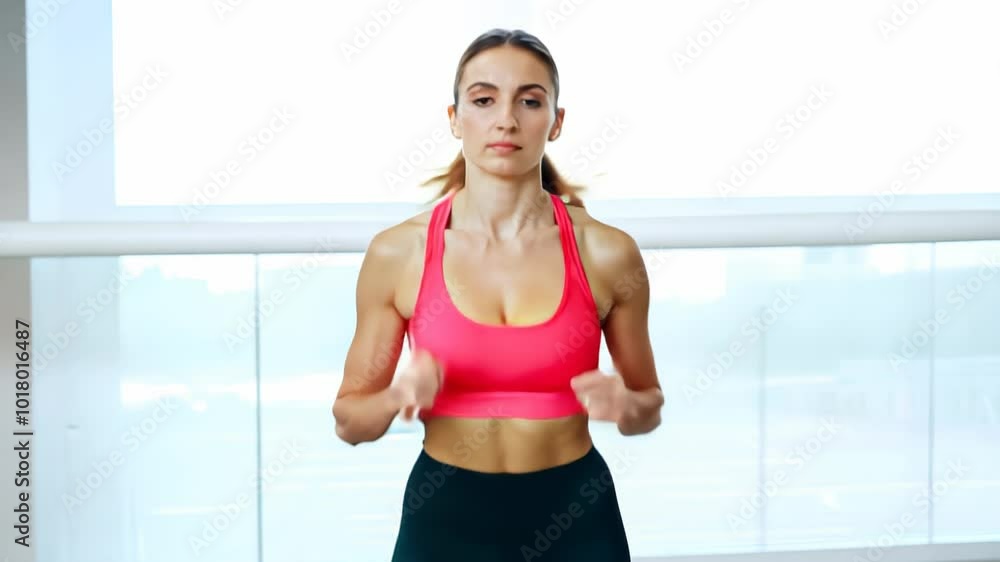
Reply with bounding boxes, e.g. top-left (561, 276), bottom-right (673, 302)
top-left (332, 28), bottom-right (664, 562)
